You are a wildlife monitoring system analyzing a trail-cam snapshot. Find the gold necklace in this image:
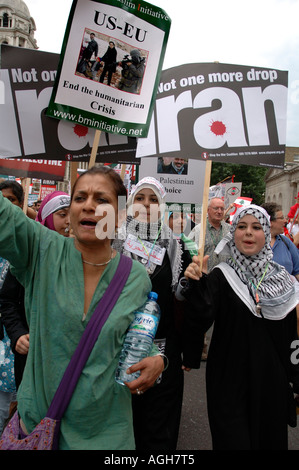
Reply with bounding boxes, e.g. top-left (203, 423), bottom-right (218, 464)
top-left (82, 249), bottom-right (113, 267)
